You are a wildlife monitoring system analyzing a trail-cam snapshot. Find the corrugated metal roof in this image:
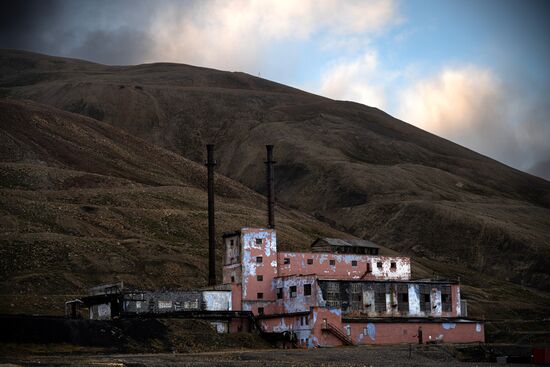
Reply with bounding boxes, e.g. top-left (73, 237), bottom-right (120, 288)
top-left (313, 237), bottom-right (381, 249)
